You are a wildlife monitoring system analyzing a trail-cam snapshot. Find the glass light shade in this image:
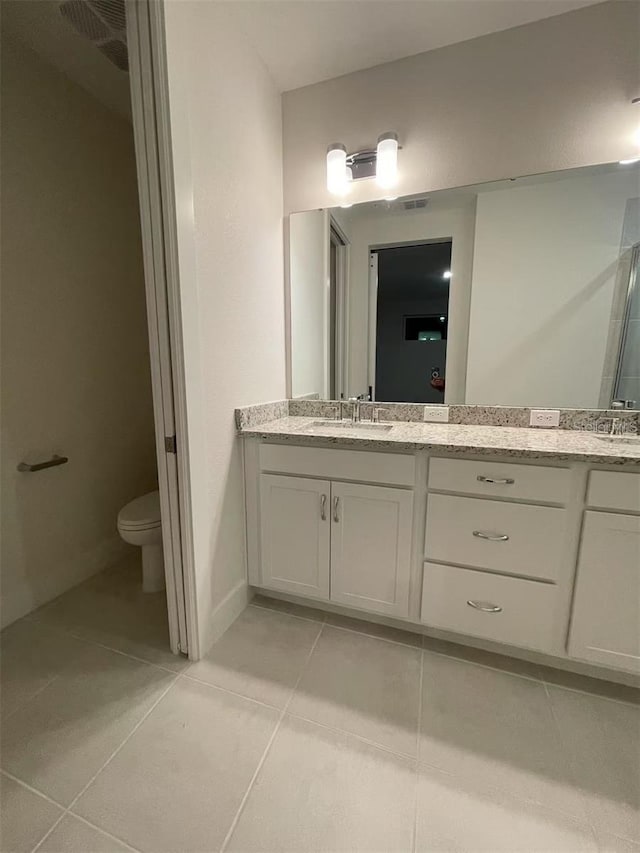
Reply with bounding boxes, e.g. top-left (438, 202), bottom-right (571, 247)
top-left (376, 133), bottom-right (398, 190)
top-left (327, 144), bottom-right (348, 196)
